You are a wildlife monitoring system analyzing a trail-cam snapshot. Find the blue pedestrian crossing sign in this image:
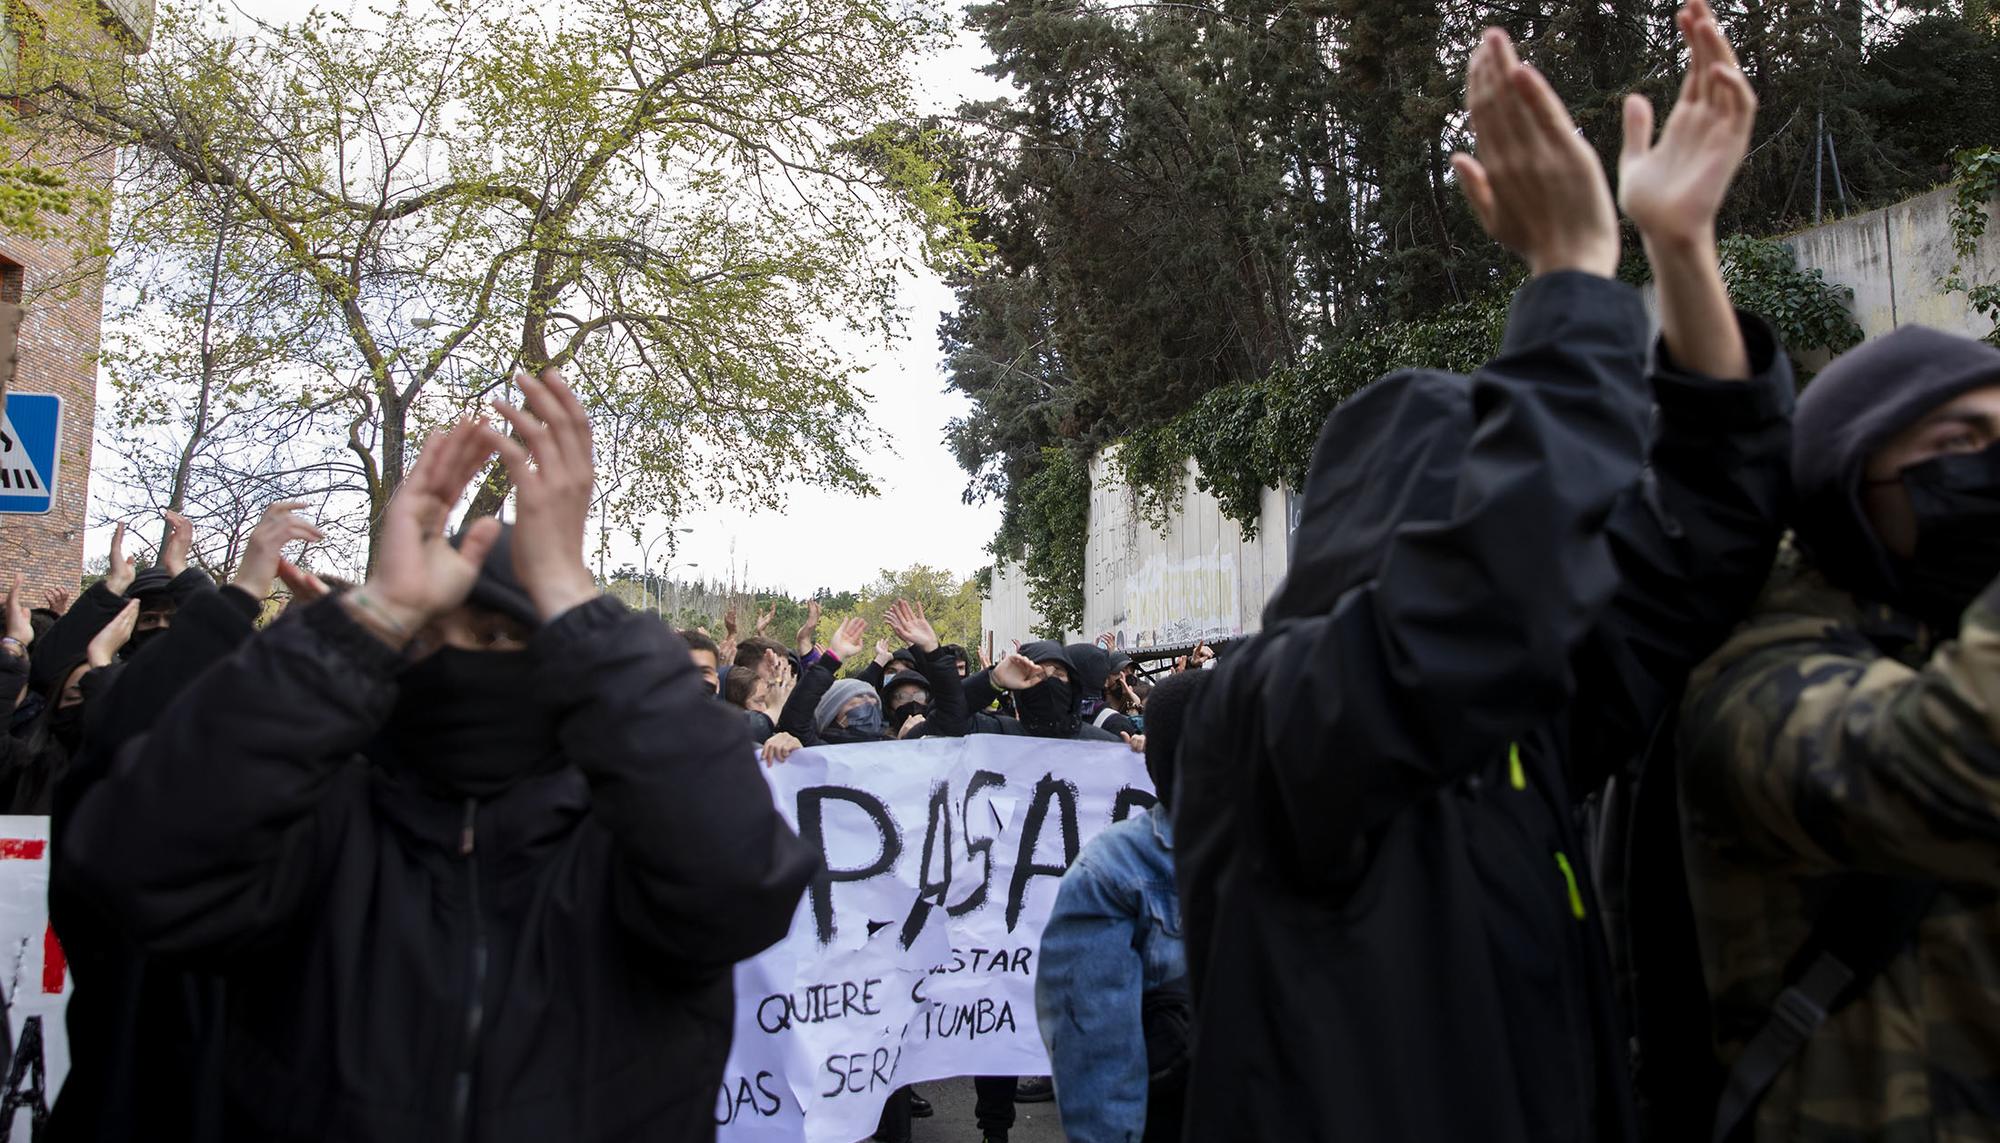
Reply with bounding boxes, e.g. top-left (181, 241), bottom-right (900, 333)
top-left (0, 394), bottom-right (61, 515)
